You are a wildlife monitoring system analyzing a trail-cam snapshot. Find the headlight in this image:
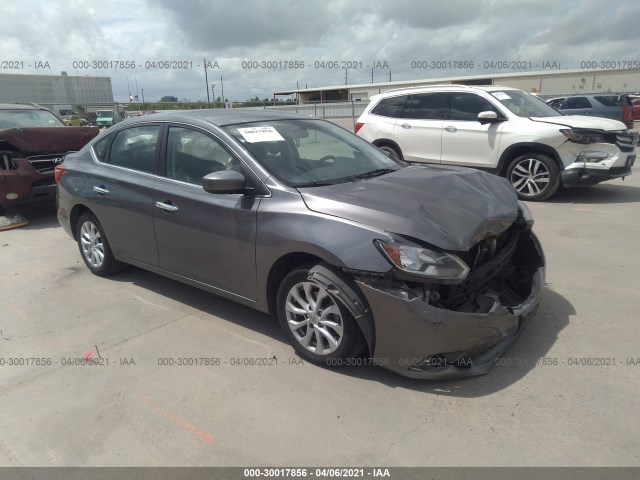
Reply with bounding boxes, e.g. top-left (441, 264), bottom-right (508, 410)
top-left (561, 129), bottom-right (605, 144)
top-left (375, 239), bottom-right (469, 284)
